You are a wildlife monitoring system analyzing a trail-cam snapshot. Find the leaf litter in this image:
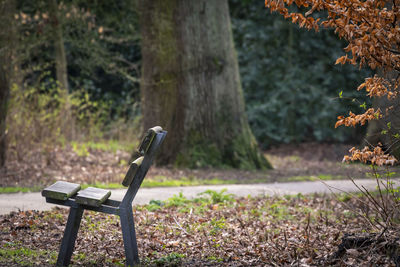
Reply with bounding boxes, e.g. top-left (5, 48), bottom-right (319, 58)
top-left (0, 193), bottom-right (398, 266)
top-left (0, 143), bottom-right (387, 188)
